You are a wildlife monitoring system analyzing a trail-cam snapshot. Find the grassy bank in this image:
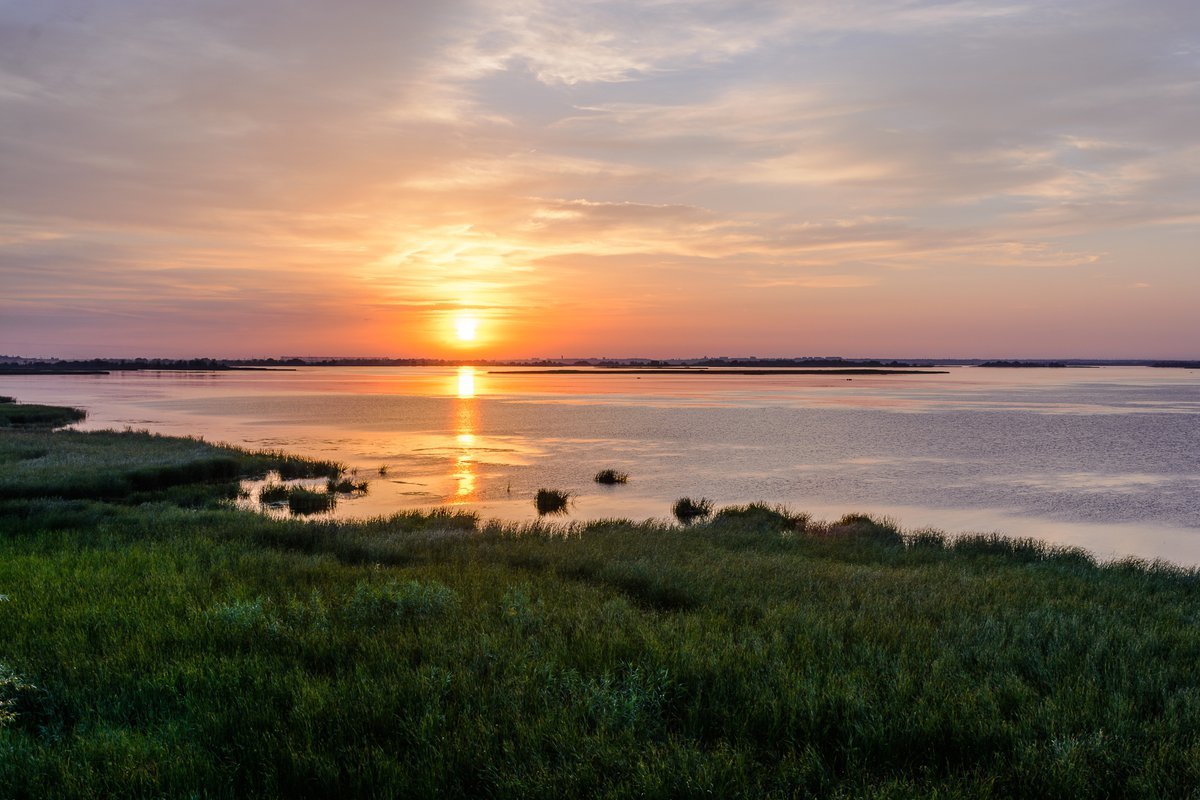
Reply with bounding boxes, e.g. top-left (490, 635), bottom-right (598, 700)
top-left (2, 408), bottom-right (1200, 797)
